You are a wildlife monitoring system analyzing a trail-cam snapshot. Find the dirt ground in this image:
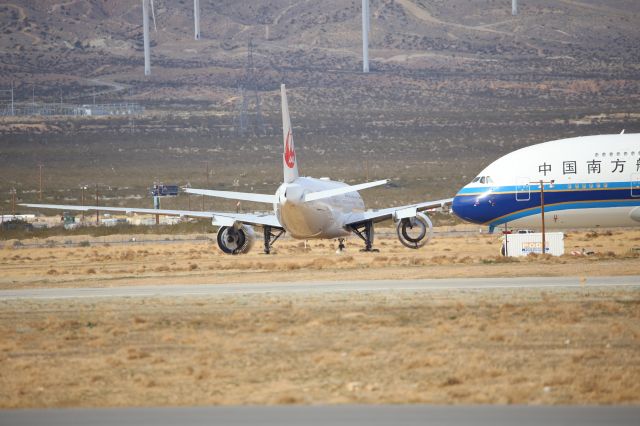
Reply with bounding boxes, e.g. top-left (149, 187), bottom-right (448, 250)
top-left (0, 287), bottom-right (638, 408)
top-left (1, 227), bottom-right (639, 408)
top-left (1, 227), bottom-right (640, 289)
